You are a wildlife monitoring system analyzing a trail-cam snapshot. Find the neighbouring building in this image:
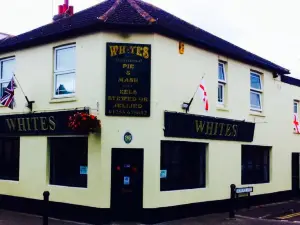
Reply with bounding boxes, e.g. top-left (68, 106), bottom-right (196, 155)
top-left (0, 0), bottom-right (299, 224)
